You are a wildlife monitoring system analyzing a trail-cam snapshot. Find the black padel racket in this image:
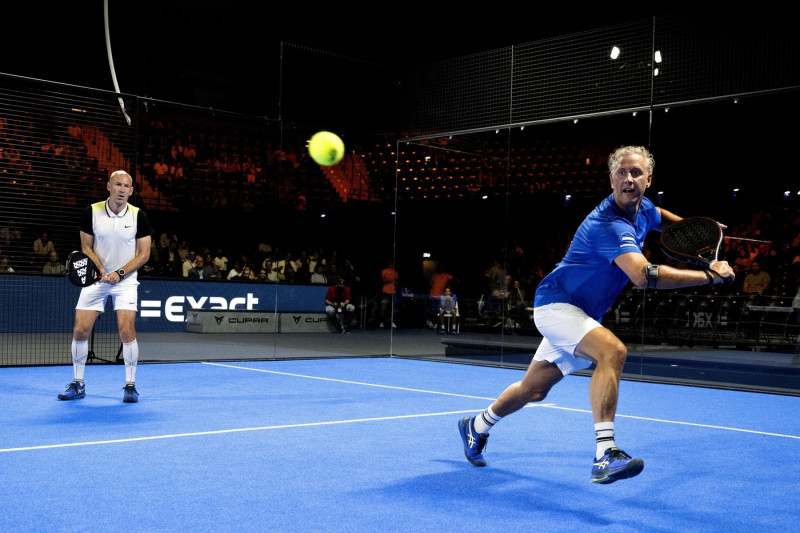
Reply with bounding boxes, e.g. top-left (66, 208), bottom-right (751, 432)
top-left (660, 216), bottom-right (724, 268)
top-left (66, 250), bottom-right (100, 287)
